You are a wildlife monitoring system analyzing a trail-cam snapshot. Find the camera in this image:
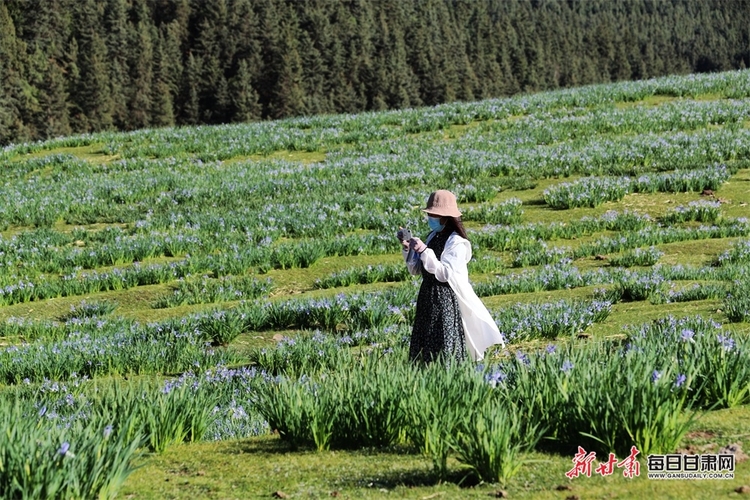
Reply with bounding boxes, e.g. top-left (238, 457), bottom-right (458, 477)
top-left (396, 227), bottom-right (412, 242)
